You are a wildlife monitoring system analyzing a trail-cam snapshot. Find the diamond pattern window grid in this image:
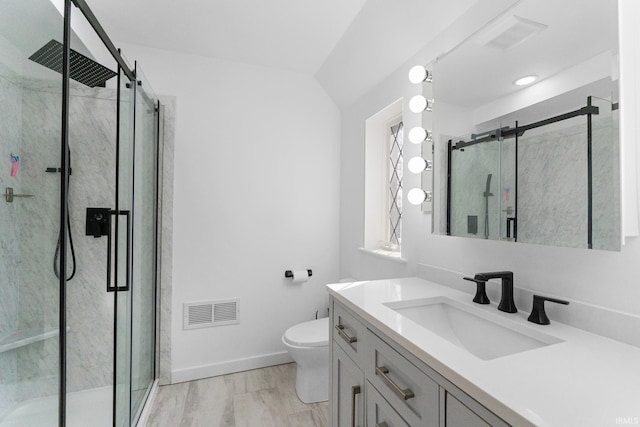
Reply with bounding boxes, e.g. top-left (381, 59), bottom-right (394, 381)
top-left (389, 122), bottom-right (404, 246)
